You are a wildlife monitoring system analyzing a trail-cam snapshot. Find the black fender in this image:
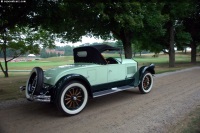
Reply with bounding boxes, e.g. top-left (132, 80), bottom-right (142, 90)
top-left (139, 63), bottom-right (155, 75)
top-left (132, 64), bottom-right (155, 87)
top-left (51, 74), bottom-right (92, 102)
